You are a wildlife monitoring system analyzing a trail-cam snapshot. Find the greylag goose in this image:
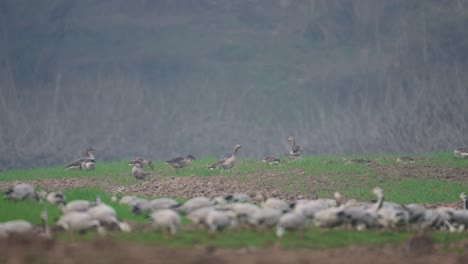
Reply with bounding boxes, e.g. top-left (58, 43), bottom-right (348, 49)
top-left (65, 147), bottom-right (96, 171)
top-left (208, 144), bottom-right (242, 170)
top-left (342, 158), bottom-right (372, 165)
top-left (262, 156), bottom-right (281, 165)
top-left (166, 155), bottom-right (195, 173)
top-left (454, 147), bottom-right (468, 158)
top-left (5, 183), bottom-right (38, 201)
top-left (287, 137), bottom-right (302, 157)
top-left (128, 157), bottom-right (154, 171)
top-left (396, 156), bottom-right (415, 164)
top-left (130, 159), bottom-right (150, 180)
